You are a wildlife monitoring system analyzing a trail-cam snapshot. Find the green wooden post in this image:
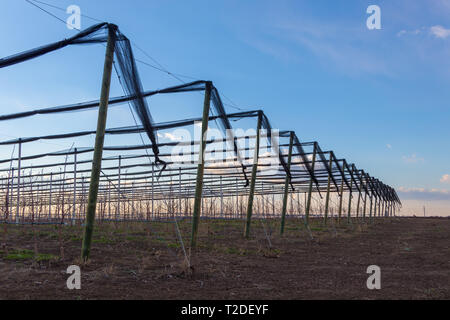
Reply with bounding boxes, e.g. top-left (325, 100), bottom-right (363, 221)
top-left (369, 195), bottom-right (374, 224)
top-left (356, 186), bottom-right (361, 220)
top-left (244, 112), bottom-right (262, 238)
top-left (347, 166), bottom-right (354, 224)
top-left (337, 165), bottom-right (345, 225)
top-left (363, 188), bottom-right (367, 223)
top-left (305, 142), bottom-right (317, 226)
top-left (378, 197), bottom-right (381, 217)
top-left (81, 24), bottom-right (117, 262)
top-left (280, 132), bottom-right (294, 235)
top-left (190, 81), bottom-right (212, 248)
top-left (323, 152), bottom-right (333, 225)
